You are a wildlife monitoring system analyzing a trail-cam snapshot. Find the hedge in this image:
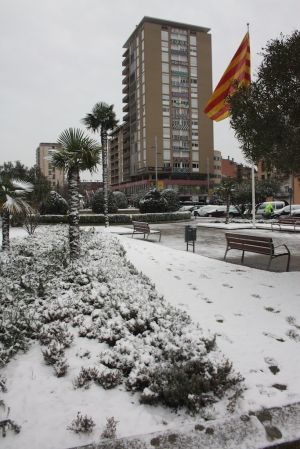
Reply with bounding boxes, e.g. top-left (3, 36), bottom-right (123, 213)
top-left (38, 212), bottom-right (191, 225)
